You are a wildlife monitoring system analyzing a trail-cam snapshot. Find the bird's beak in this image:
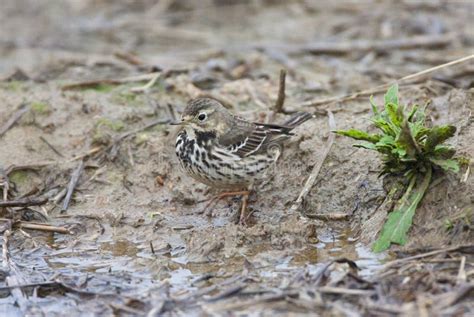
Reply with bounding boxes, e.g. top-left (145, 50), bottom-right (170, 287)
top-left (170, 117), bottom-right (186, 125)
top-left (170, 115), bottom-right (191, 126)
